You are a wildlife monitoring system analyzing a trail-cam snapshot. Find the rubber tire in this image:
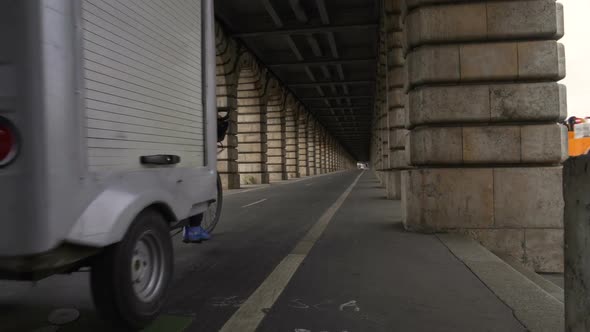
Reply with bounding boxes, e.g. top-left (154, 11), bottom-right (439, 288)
top-left (90, 209), bottom-right (173, 330)
top-left (203, 173), bottom-right (223, 233)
